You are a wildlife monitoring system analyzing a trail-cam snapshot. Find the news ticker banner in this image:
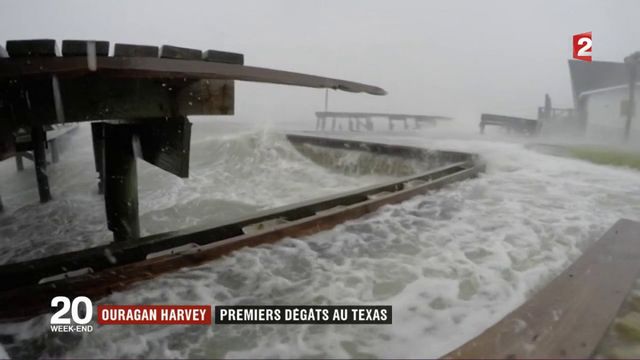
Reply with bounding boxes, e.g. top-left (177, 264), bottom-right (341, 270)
top-left (98, 305), bottom-right (391, 325)
top-left (215, 305), bottom-right (391, 324)
top-left (50, 297), bottom-right (392, 333)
